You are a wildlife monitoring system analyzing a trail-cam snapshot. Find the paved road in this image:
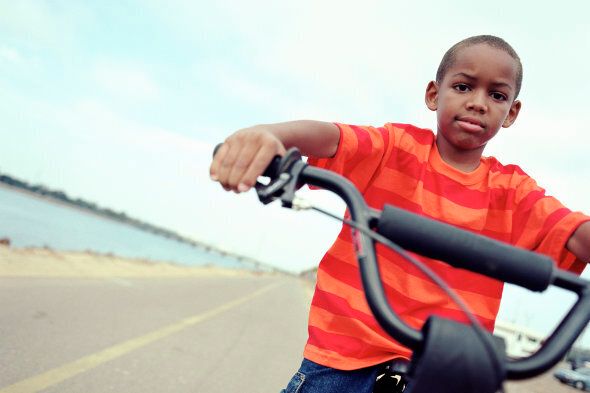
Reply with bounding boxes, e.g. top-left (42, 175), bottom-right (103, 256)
top-left (0, 276), bottom-right (310, 393)
top-left (504, 362), bottom-right (582, 393)
top-left (1, 274), bottom-right (580, 393)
